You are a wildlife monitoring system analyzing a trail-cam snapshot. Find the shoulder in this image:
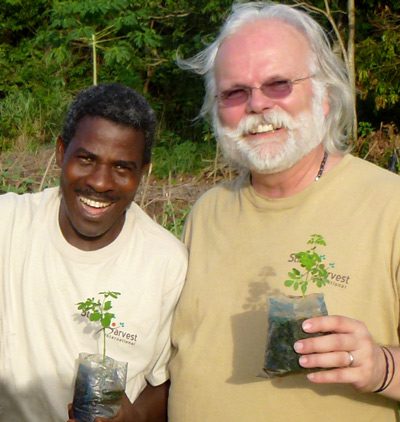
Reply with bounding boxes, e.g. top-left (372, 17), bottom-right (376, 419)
top-left (190, 174), bottom-right (247, 216)
top-left (182, 175), bottom-right (247, 245)
top-left (346, 155), bottom-right (400, 190)
top-left (0, 187), bottom-right (60, 245)
top-left (0, 186), bottom-right (59, 216)
top-left (333, 155), bottom-right (400, 216)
